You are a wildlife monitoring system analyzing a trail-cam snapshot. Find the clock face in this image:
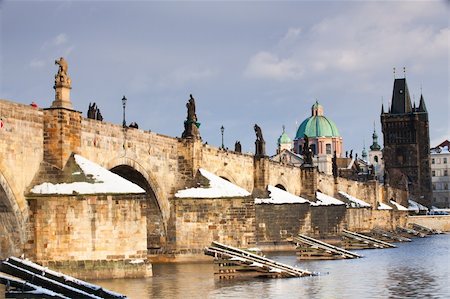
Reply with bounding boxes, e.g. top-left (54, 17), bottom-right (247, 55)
top-left (400, 90), bottom-right (403, 94)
